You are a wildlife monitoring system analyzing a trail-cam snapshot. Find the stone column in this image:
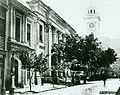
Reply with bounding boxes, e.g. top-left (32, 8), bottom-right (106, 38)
top-left (48, 24), bottom-right (52, 74)
top-left (22, 14), bottom-right (26, 43)
top-left (17, 59), bottom-right (21, 84)
top-left (52, 28), bottom-right (58, 44)
top-left (25, 16), bottom-right (27, 44)
top-left (10, 6), bottom-right (14, 40)
top-left (13, 8), bottom-right (16, 40)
